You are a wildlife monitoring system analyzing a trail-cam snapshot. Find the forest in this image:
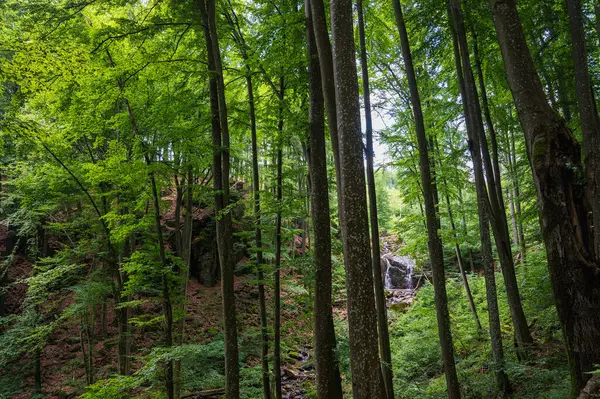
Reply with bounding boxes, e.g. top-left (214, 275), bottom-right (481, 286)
top-left (1, 0), bottom-right (600, 398)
